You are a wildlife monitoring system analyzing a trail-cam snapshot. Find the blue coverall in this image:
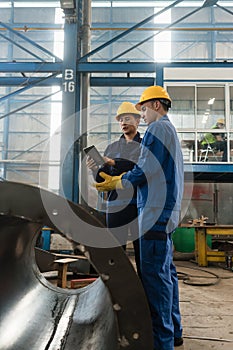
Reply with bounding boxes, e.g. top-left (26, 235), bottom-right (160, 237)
top-left (96, 132), bottom-right (142, 276)
top-left (121, 115), bottom-right (184, 350)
